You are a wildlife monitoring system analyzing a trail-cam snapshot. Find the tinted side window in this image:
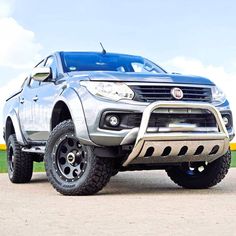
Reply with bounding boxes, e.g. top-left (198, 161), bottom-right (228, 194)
top-left (45, 56), bottom-right (57, 79)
